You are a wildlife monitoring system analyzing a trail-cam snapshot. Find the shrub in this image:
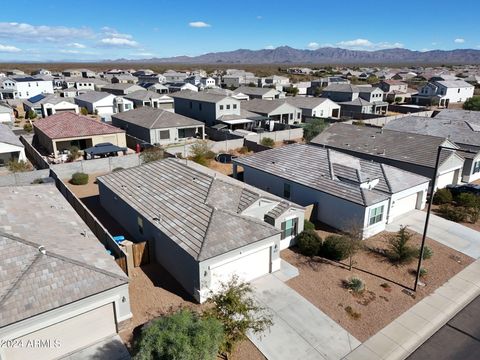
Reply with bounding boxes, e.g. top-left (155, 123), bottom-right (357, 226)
top-left (296, 229), bottom-right (322, 257)
top-left (386, 226), bottom-right (417, 264)
top-left (419, 268), bottom-right (428, 278)
top-left (320, 235), bottom-right (349, 261)
top-left (70, 172), bottom-right (89, 185)
top-left (467, 205), bottom-right (480, 224)
top-left (68, 146), bottom-right (81, 162)
top-left (7, 160), bottom-right (30, 173)
top-left (237, 146), bottom-right (249, 154)
top-left (343, 277), bottom-right (365, 293)
top-left (418, 245), bottom-right (433, 260)
top-left (140, 146), bottom-right (164, 164)
top-left (23, 123), bottom-right (33, 132)
top-left (303, 219), bottom-right (315, 231)
top-left (433, 188), bottom-right (453, 205)
top-left (80, 107), bottom-right (88, 115)
top-left (133, 309), bottom-right (224, 360)
top-left (190, 140), bottom-right (215, 166)
top-left (303, 119), bottom-right (327, 142)
top-left (112, 167), bottom-right (124, 172)
top-left (394, 96), bottom-right (403, 103)
top-left (26, 109), bottom-right (37, 119)
top-left (463, 96), bottom-right (480, 111)
top-left (31, 178), bottom-right (44, 184)
top-left (344, 306), bottom-right (361, 320)
top-left (206, 276), bottom-right (272, 355)
top-left (455, 193), bottom-right (479, 208)
top-left (260, 137), bottom-right (274, 147)
top-left (438, 204), bottom-right (467, 222)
